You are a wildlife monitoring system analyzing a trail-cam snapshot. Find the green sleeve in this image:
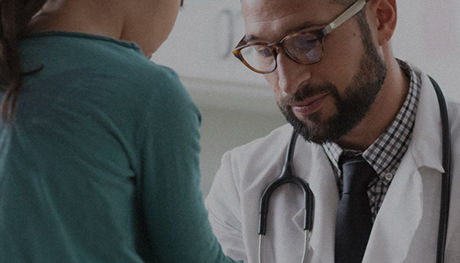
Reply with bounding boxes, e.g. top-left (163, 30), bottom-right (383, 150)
top-left (136, 68), bottom-right (241, 263)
